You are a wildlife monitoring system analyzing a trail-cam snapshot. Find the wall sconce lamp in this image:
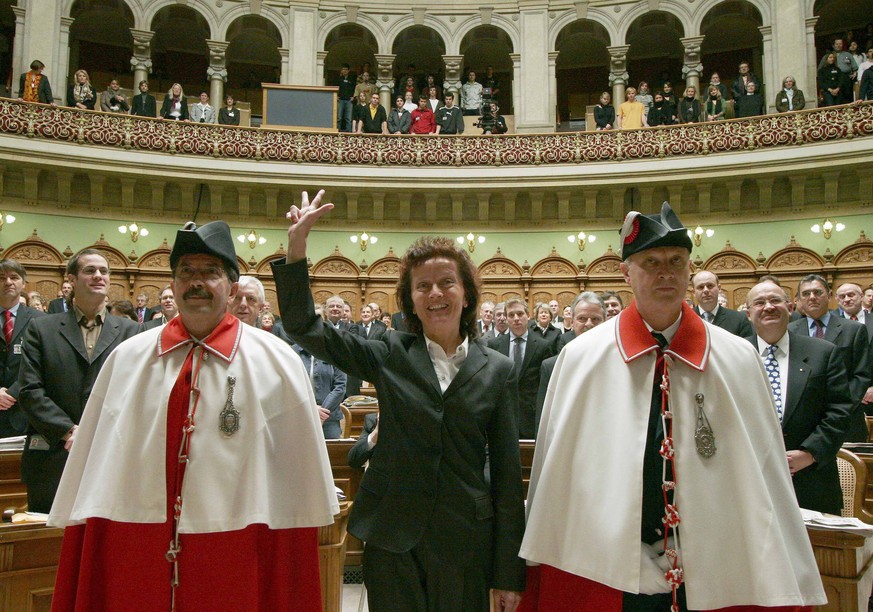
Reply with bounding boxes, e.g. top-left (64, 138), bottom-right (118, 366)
top-left (568, 231), bottom-right (596, 251)
top-left (118, 221), bottom-right (148, 242)
top-left (811, 218), bottom-right (845, 240)
top-left (457, 233), bottom-right (485, 253)
top-left (687, 225), bottom-right (714, 247)
top-left (237, 230), bottom-right (267, 249)
top-left (350, 232), bottom-right (377, 251)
